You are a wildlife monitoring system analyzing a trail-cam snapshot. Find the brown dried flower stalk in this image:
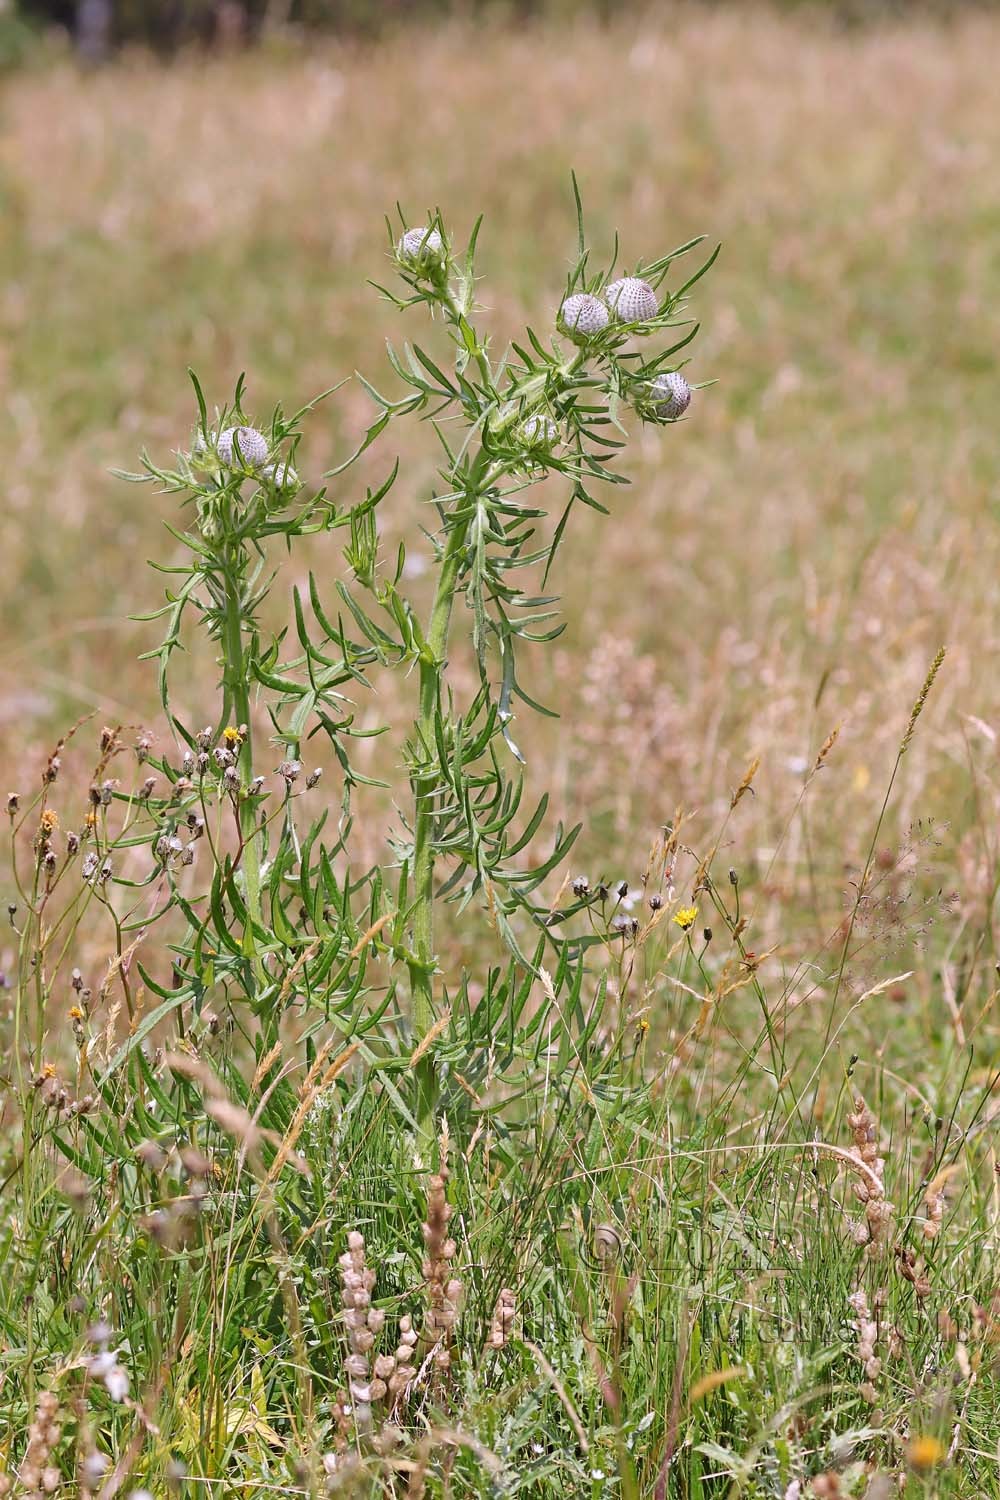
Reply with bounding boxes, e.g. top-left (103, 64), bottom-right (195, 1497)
top-left (421, 1157), bottom-right (462, 1376)
top-left (847, 1286), bottom-right (882, 1404)
top-left (485, 1288), bottom-right (516, 1351)
top-left (338, 1230), bottom-right (383, 1433)
top-left (845, 1095), bottom-right (892, 1256)
top-left (10, 1389), bottom-right (62, 1498)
